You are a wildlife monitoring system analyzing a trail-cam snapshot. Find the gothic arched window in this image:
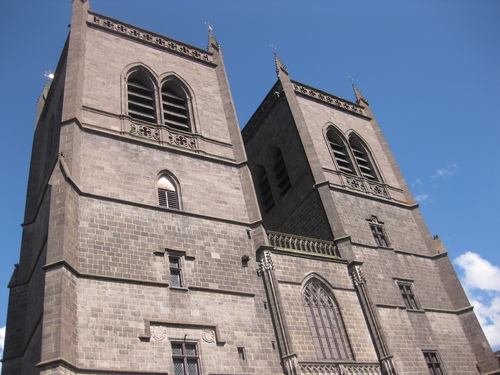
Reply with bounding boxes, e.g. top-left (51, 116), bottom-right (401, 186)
top-left (127, 71), bottom-right (156, 123)
top-left (157, 175), bottom-right (180, 209)
top-left (161, 80), bottom-right (191, 132)
top-left (326, 128), bottom-right (355, 175)
top-left (303, 279), bottom-right (350, 360)
top-left (349, 135), bottom-right (378, 181)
